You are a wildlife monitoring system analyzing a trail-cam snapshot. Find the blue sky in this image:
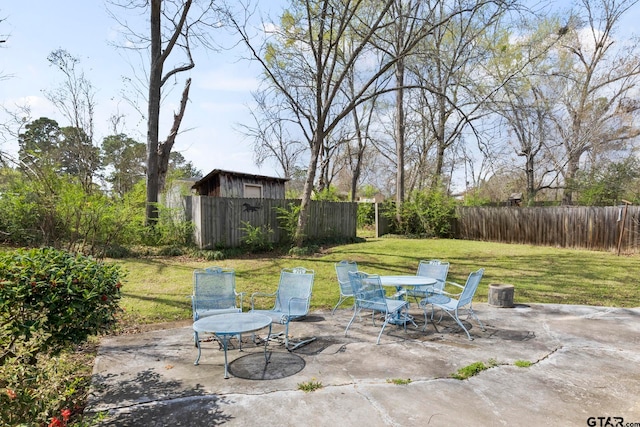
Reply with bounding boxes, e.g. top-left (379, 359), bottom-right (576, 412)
top-left (0, 0), bottom-right (283, 178)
